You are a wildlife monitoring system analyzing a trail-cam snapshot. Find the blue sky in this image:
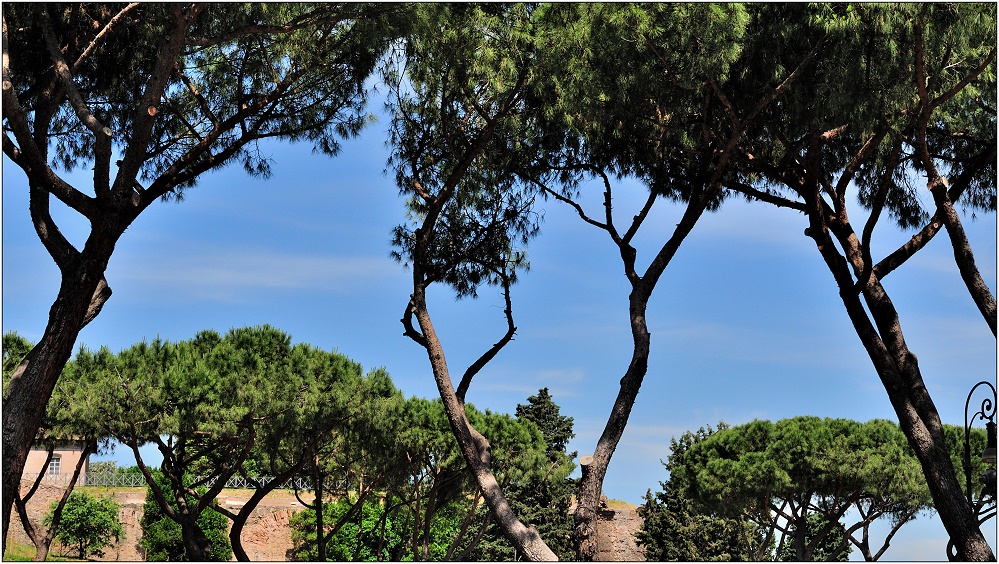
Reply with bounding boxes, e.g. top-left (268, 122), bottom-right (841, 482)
top-left (3, 104), bottom-right (996, 559)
